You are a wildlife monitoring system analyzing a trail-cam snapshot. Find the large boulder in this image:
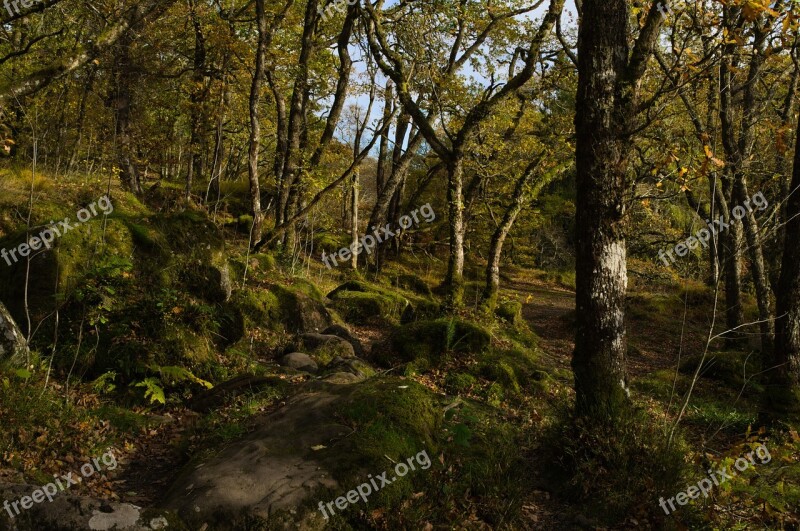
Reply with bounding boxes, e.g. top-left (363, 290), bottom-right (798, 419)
top-left (160, 378), bottom-right (440, 529)
top-left (0, 300), bottom-right (28, 366)
top-left (376, 318), bottom-right (491, 368)
top-left (271, 285), bottom-right (333, 333)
